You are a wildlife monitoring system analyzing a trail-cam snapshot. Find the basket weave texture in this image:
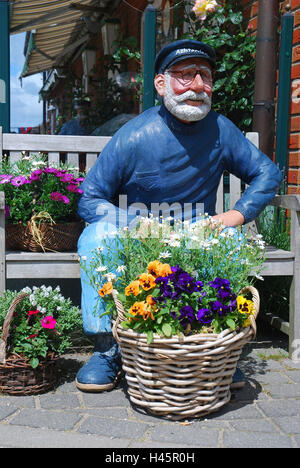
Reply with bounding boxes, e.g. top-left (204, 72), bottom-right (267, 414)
top-left (112, 286), bottom-right (260, 420)
top-left (6, 221), bottom-right (84, 252)
top-left (0, 293), bottom-right (58, 396)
